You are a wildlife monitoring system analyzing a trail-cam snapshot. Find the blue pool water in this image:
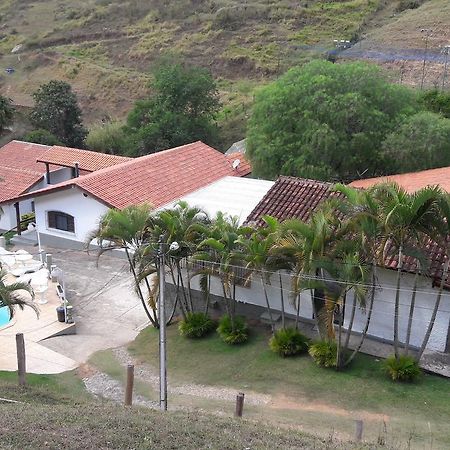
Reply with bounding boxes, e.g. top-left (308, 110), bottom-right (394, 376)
top-left (0, 306), bottom-right (11, 326)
